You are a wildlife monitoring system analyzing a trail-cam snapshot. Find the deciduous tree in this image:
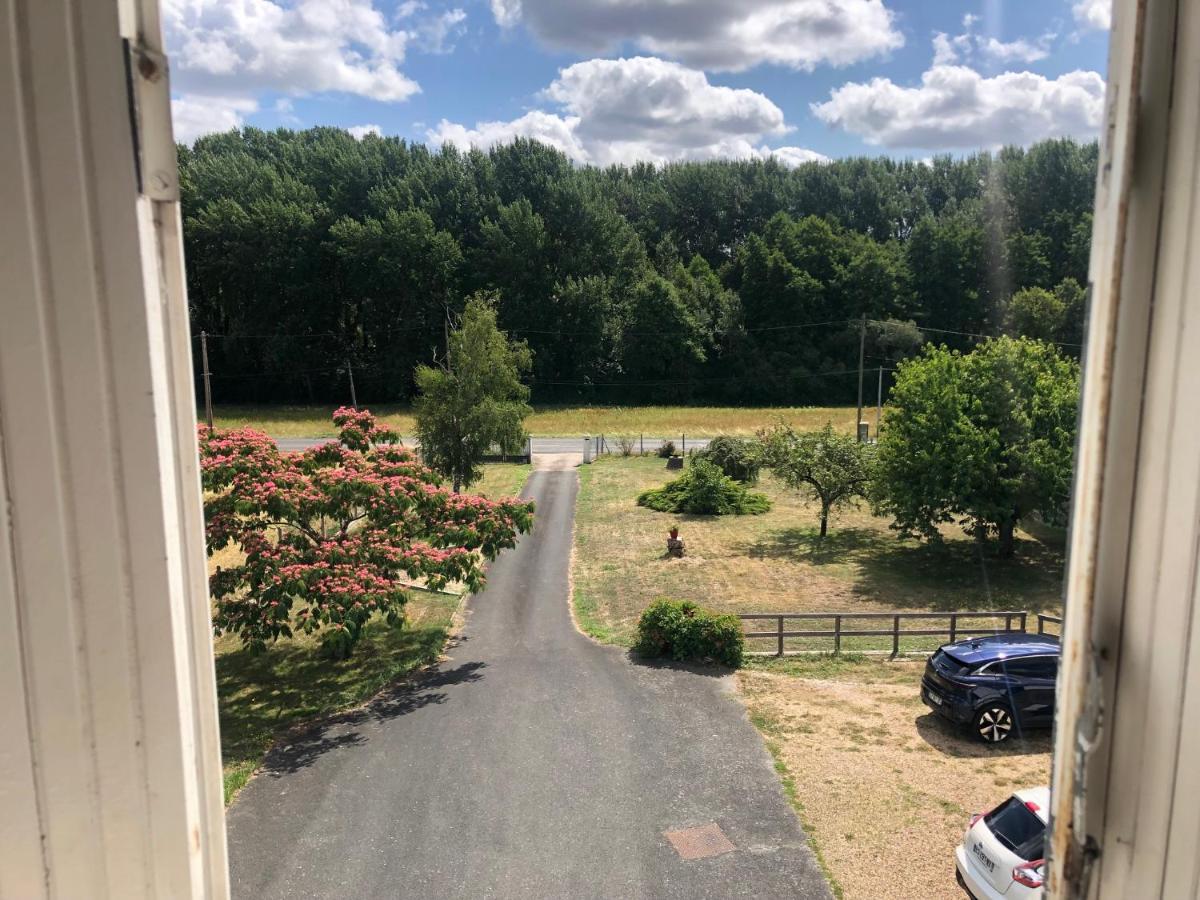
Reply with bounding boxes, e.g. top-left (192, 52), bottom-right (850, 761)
top-left (759, 423), bottom-right (874, 537)
top-left (199, 407), bottom-right (534, 657)
top-left (874, 337), bottom-right (1078, 557)
top-left (414, 296), bottom-right (533, 491)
